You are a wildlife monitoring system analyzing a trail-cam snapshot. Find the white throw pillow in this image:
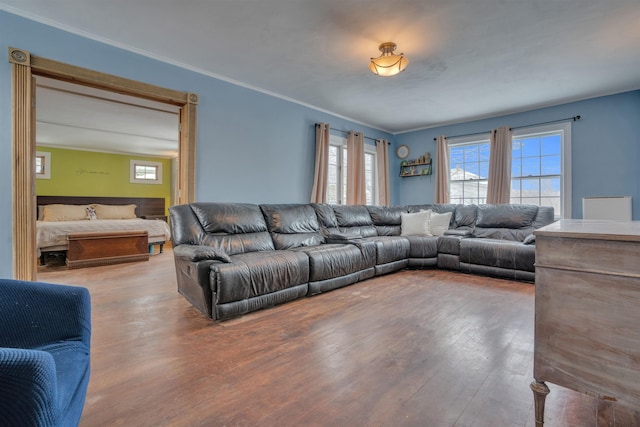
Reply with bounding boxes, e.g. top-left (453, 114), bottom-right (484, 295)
top-left (428, 211), bottom-right (453, 236)
top-left (401, 210), bottom-right (432, 236)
